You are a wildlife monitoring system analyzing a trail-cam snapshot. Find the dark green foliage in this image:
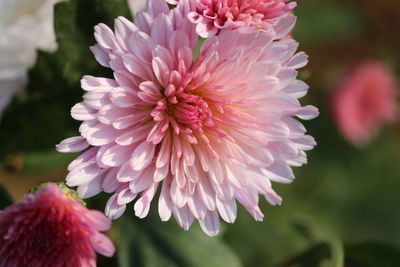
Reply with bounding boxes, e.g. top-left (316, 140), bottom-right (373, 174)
top-left (116, 211), bottom-right (242, 267)
top-left (0, 185), bottom-right (13, 209)
top-left (345, 242), bottom-right (400, 267)
top-left (294, 2), bottom-right (365, 45)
